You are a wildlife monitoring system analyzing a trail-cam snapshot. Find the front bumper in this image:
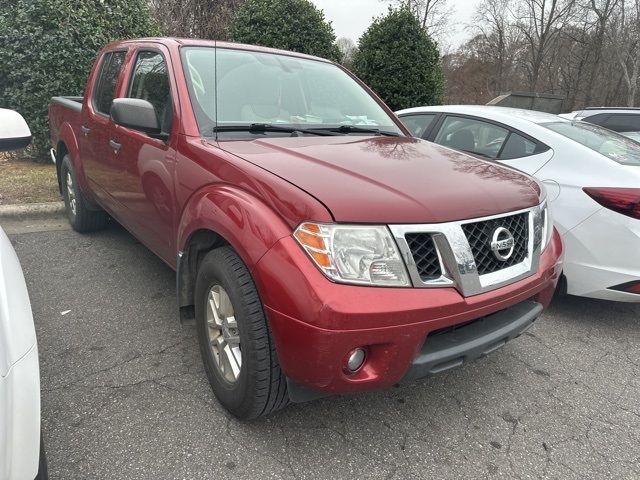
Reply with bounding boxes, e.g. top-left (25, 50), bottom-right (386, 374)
top-left (252, 229), bottom-right (563, 397)
top-left (403, 299), bottom-right (541, 381)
